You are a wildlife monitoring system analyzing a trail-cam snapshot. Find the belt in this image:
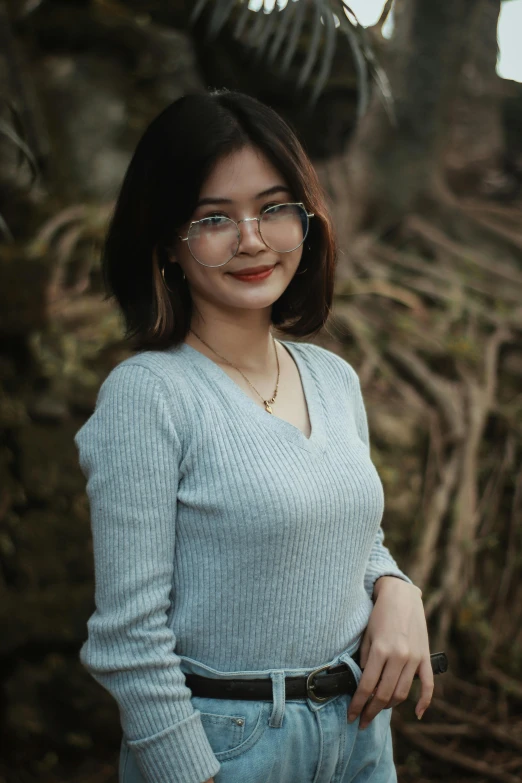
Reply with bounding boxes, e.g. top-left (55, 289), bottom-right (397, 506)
top-left (184, 650), bottom-right (448, 704)
top-left (184, 649), bottom-right (362, 704)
